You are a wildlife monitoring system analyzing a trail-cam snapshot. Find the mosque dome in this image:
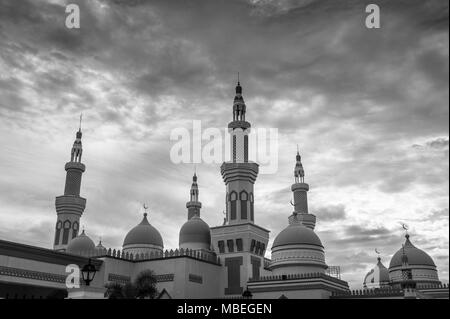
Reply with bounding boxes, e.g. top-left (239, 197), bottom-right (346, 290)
top-left (270, 222), bottom-right (327, 275)
top-left (389, 234), bottom-right (436, 268)
top-left (272, 223), bottom-right (323, 248)
top-left (363, 257), bottom-right (390, 288)
top-left (179, 215), bottom-right (211, 250)
top-left (94, 240), bottom-right (107, 256)
top-left (123, 213), bottom-right (163, 248)
top-left (66, 230), bottom-right (95, 255)
top-left (388, 234), bottom-right (440, 288)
